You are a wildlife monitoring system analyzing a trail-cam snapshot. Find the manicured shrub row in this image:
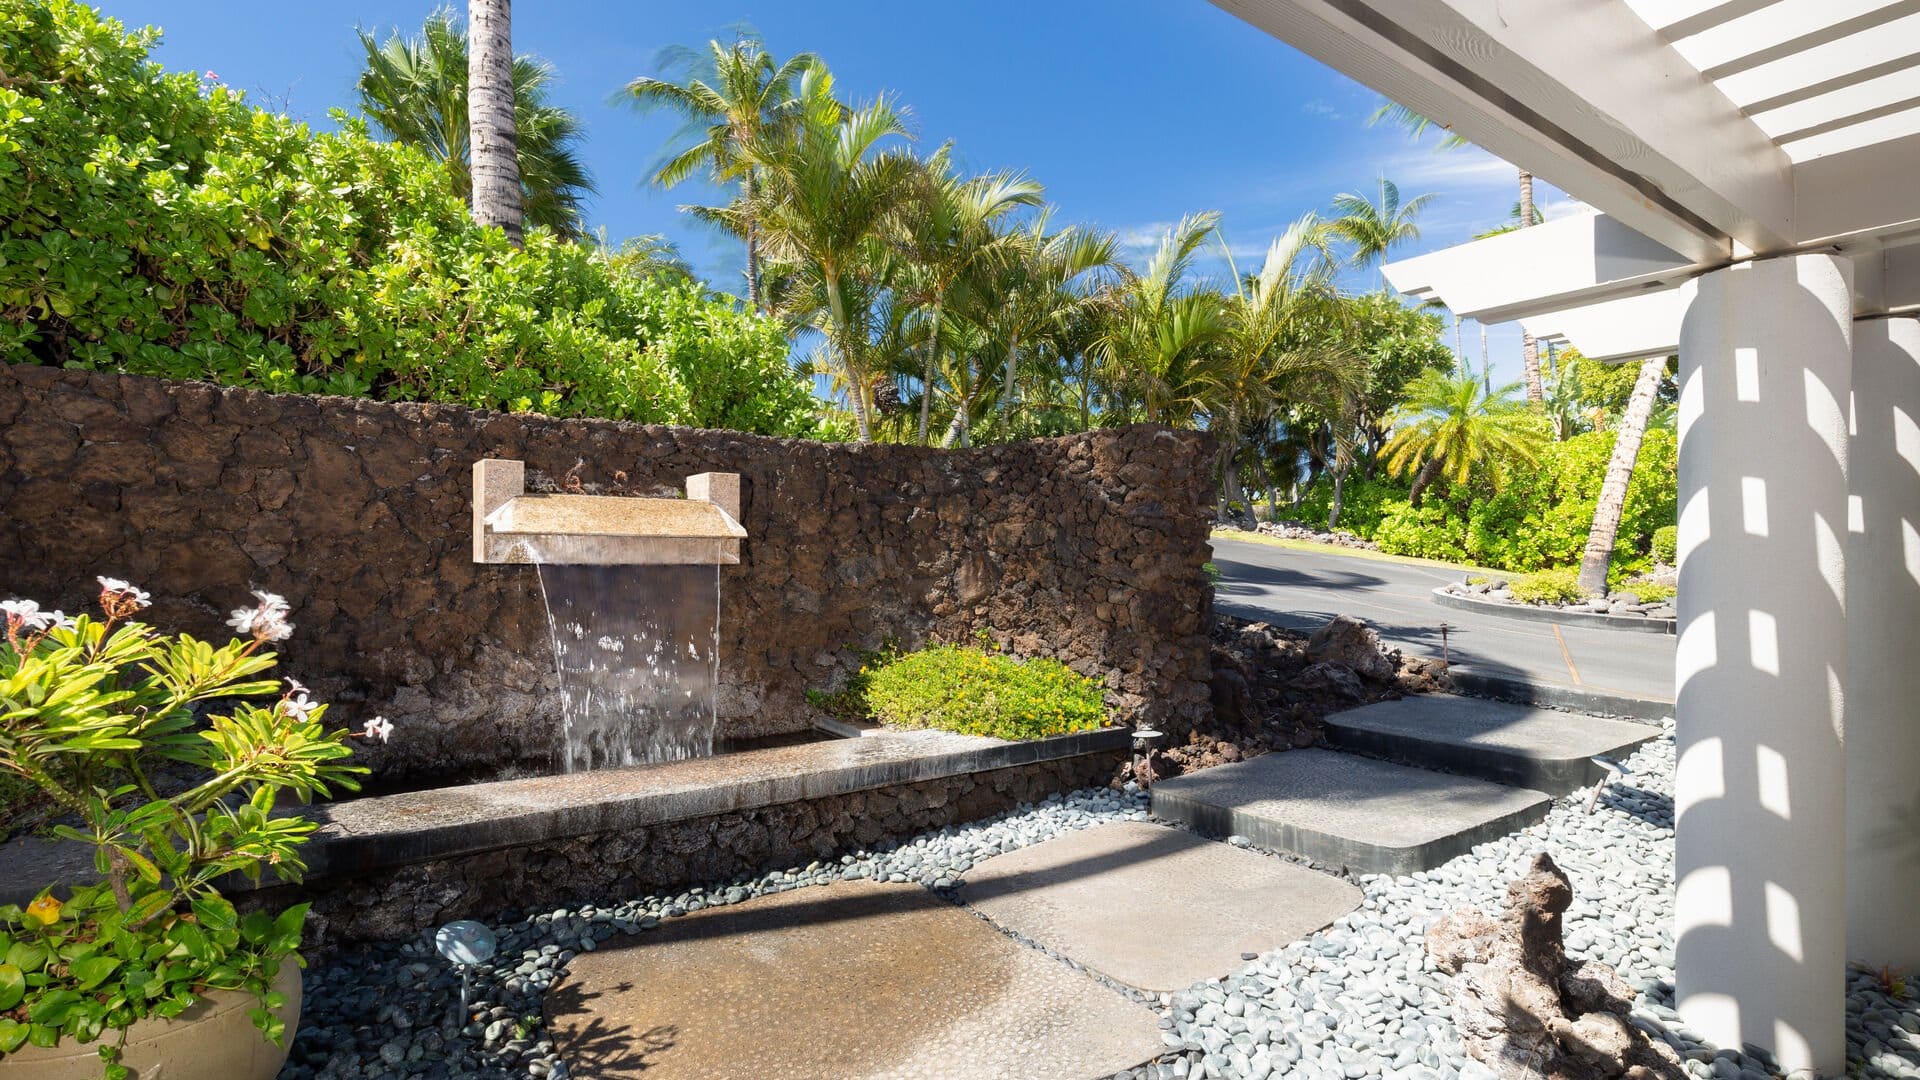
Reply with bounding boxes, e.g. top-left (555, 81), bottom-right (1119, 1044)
top-left (0, 1), bottom-right (826, 436)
